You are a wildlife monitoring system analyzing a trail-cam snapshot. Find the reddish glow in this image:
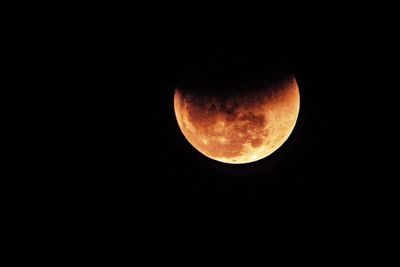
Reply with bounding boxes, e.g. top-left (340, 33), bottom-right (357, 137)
top-left (174, 76), bottom-right (300, 164)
